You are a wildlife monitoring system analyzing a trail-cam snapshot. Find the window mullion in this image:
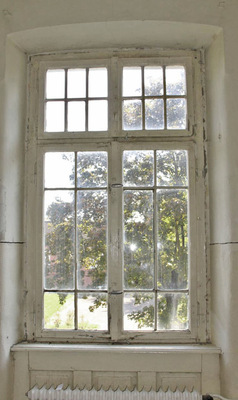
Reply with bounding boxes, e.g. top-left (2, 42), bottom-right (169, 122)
top-left (85, 68), bottom-right (89, 131)
top-left (64, 69), bottom-right (68, 132)
top-left (108, 142), bottom-right (123, 340)
top-left (142, 66), bottom-right (145, 130)
top-left (154, 150), bottom-right (158, 331)
top-left (163, 66), bottom-right (167, 129)
top-left (110, 57), bottom-right (118, 137)
top-left (74, 151), bottom-right (78, 330)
